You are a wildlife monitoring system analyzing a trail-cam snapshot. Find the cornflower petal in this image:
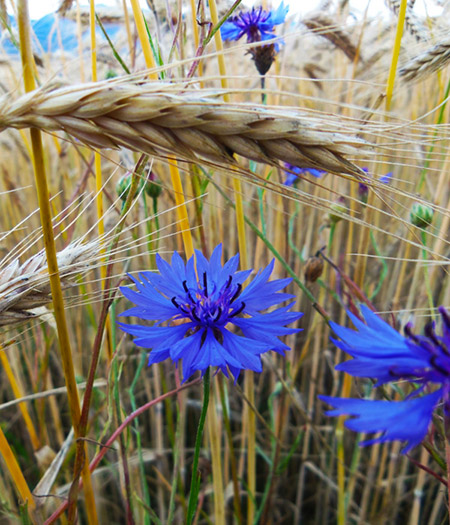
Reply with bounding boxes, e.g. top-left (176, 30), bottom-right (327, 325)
top-left (319, 390), bottom-right (442, 453)
top-left (320, 305), bottom-right (450, 451)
